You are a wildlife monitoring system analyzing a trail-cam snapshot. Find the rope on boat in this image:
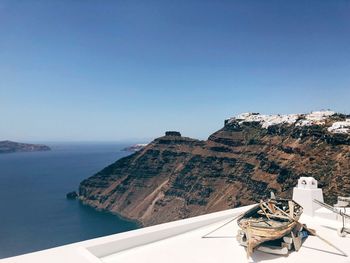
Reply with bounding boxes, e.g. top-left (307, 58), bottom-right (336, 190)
top-left (273, 204), bottom-right (348, 257)
top-left (201, 213), bottom-right (243, 239)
